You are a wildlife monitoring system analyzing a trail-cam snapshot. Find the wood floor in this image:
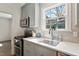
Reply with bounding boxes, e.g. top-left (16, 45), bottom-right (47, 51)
top-left (0, 40), bottom-right (11, 56)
